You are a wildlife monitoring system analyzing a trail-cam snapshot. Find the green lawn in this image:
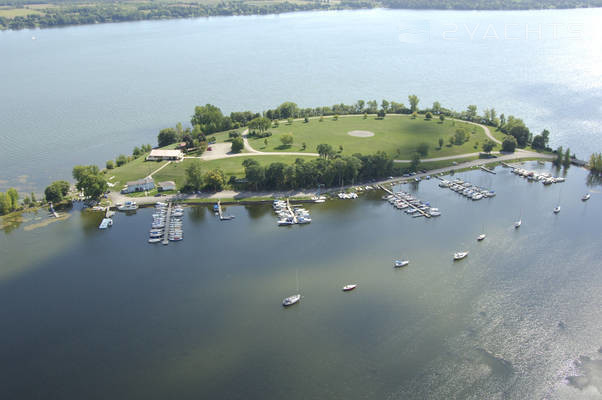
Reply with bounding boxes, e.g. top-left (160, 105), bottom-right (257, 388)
top-left (153, 155), bottom-right (316, 189)
top-left (105, 155), bottom-right (167, 192)
top-left (250, 114), bottom-right (489, 159)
